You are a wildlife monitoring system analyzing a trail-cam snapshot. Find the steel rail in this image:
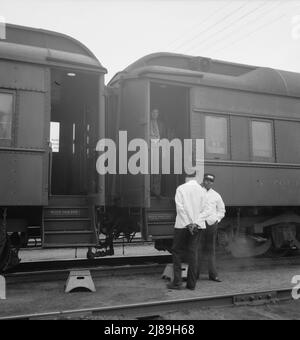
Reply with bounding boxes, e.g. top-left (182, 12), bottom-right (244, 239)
top-left (5, 255), bottom-right (300, 285)
top-left (5, 263), bottom-right (166, 284)
top-left (4, 255), bottom-right (172, 284)
top-left (5, 254), bottom-right (172, 273)
top-left (0, 287), bottom-right (293, 320)
top-left (7, 252), bottom-right (300, 275)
